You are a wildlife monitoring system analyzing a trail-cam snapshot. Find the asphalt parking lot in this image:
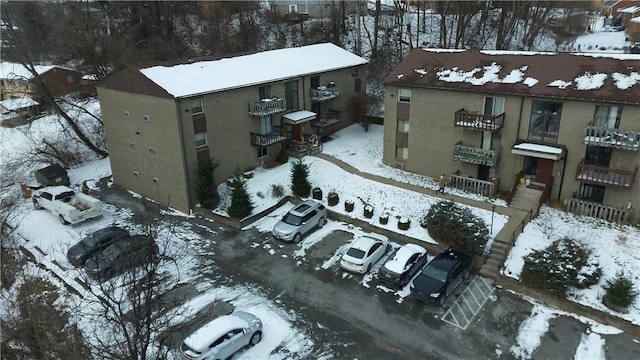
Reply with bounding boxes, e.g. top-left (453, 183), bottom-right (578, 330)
top-left (94, 181), bottom-right (640, 359)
